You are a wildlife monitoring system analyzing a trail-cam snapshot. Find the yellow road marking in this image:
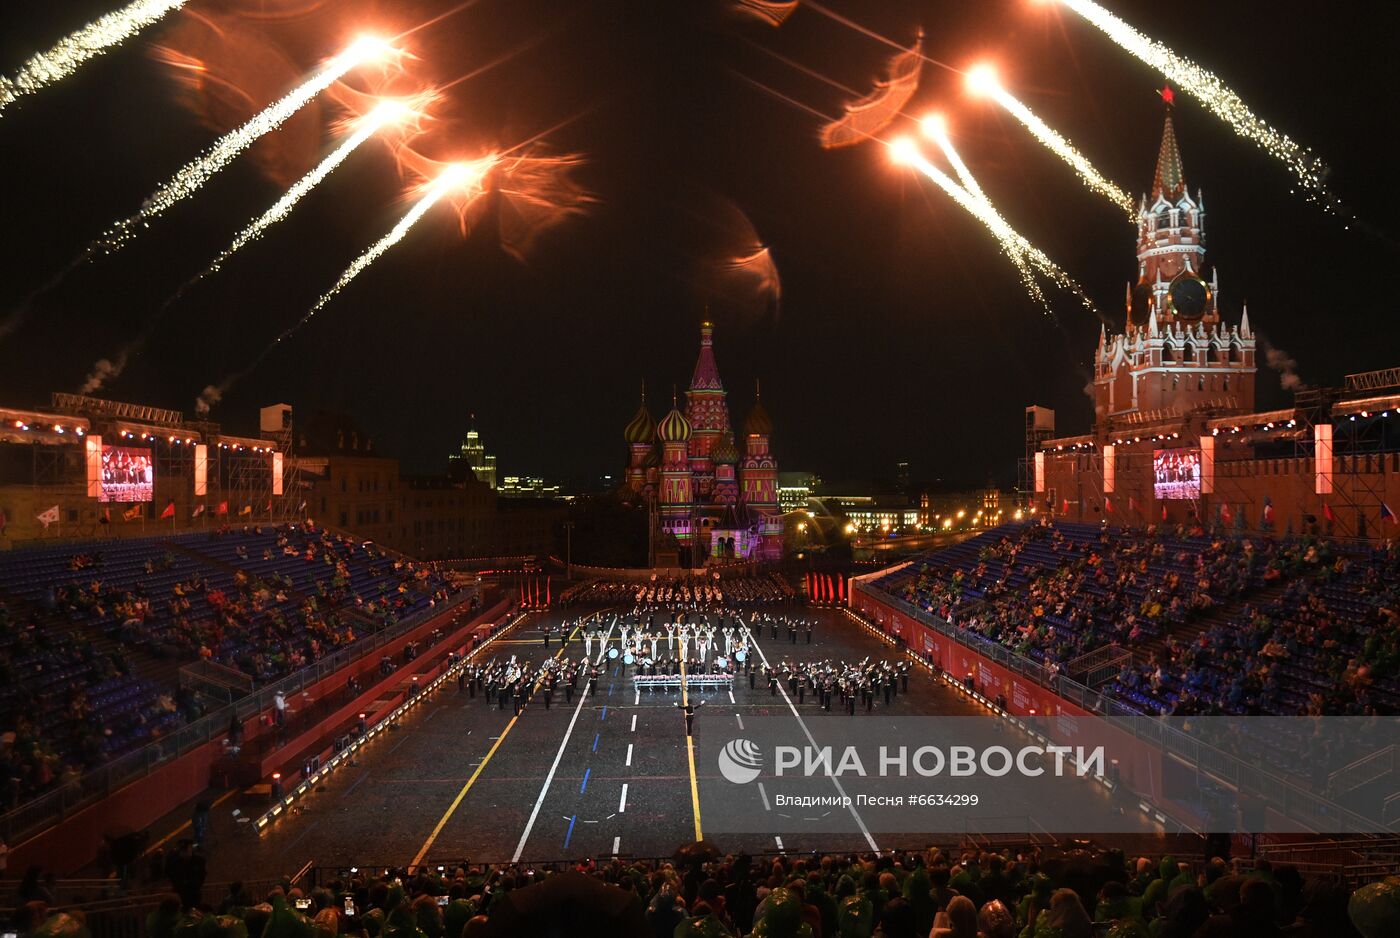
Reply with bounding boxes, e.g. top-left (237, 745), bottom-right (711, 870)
top-left (680, 655), bottom-right (703, 841)
top-left (409, 614), bottom-right (596, 868)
